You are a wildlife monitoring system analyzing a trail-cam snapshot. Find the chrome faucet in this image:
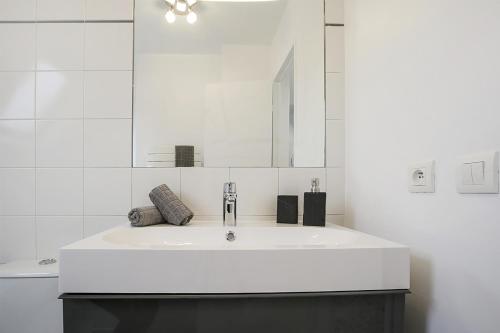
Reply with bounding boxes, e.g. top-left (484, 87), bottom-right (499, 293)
top-left (223, 182), bottom-right (237, 227)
